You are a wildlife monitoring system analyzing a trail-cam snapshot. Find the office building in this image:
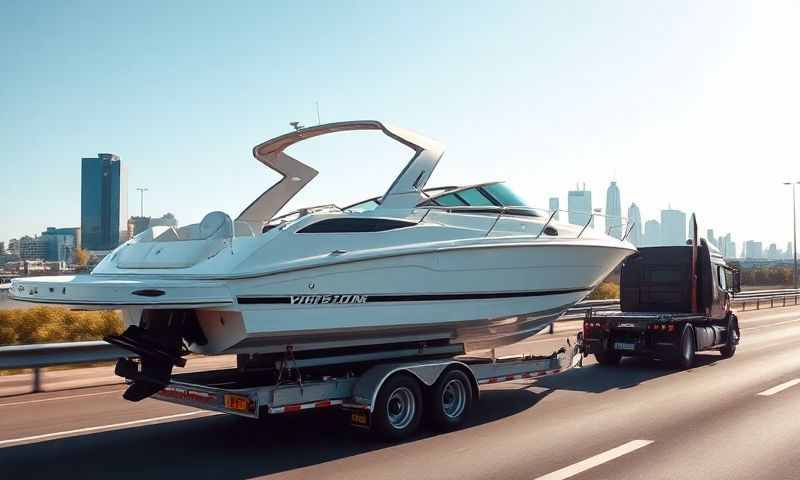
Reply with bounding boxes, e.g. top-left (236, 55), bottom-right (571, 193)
top-left (643, 219), bottom-right (661, 246)
top-left (548, 197), bottom-right (560, 221)
top-left (767, 243), bottom-right (779, 259)
top-left (40, 227), bottom-right (80, 263)
top-left (7, 238), bottom-right (19, 257)
top-left (18, 235), bottom-right (49, 260)
top-left (605, 181), bottom-right (622, 238)
top-left (660, 208), bottom-right (687, 246)
top-left (81, 153), bottom-right (128, 251)
top-left (0, 241), bottom-right (4, 256)
top-left (743, 240), bottom-right (763, 259)
top-left (627, 203), bottom-right (642, 245)
top-left (567, 186), bottom-right (593, 227)
top-left (706, 229), bottom-right (716, 247)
